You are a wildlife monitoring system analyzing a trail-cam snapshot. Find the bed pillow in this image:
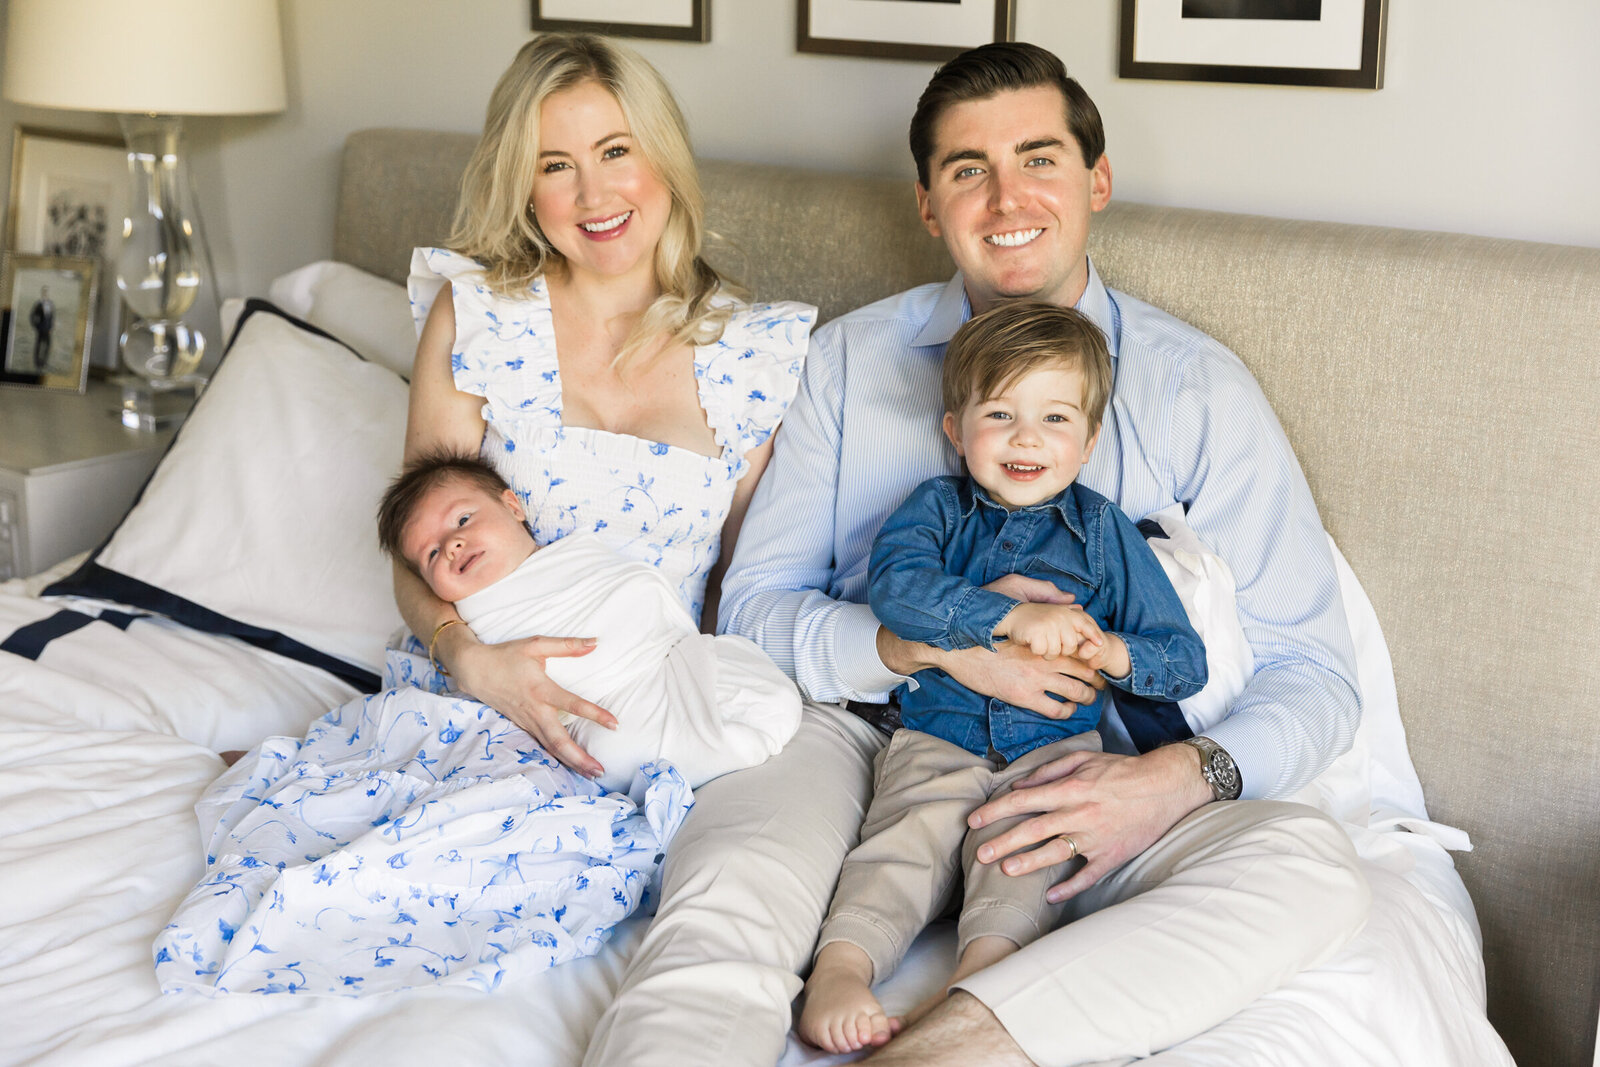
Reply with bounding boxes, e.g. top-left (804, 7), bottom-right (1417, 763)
top-left (267, 260), bottom-right (418, 379)
top-left (44, 301), bottom-right (408, 691)
top-left (1135, 505), bottom-right (1455, 841)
